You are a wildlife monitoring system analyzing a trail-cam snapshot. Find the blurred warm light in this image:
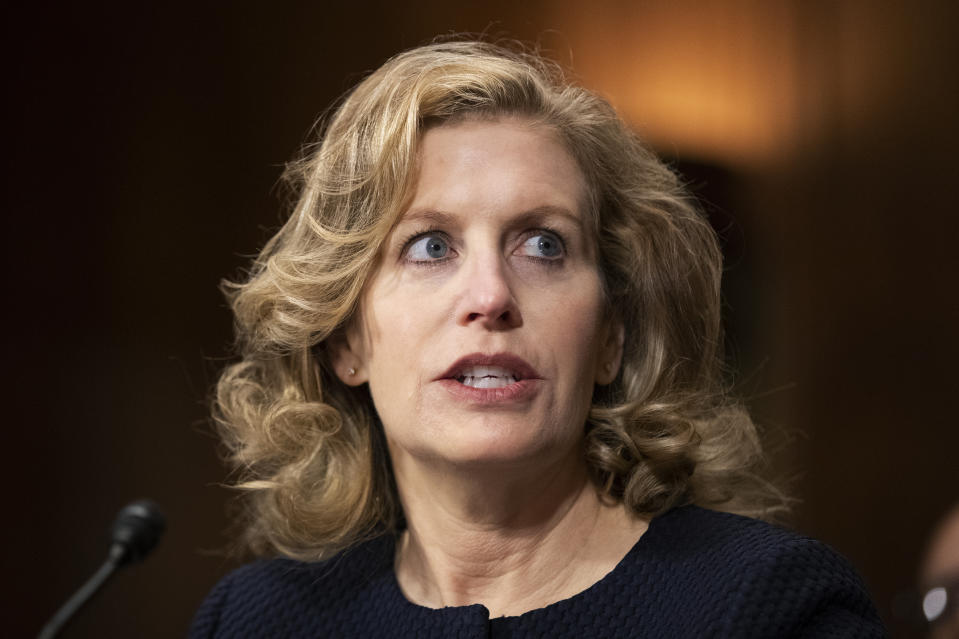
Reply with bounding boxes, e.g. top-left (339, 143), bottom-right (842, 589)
top-left (552, 2), bottom-right (805, 167)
